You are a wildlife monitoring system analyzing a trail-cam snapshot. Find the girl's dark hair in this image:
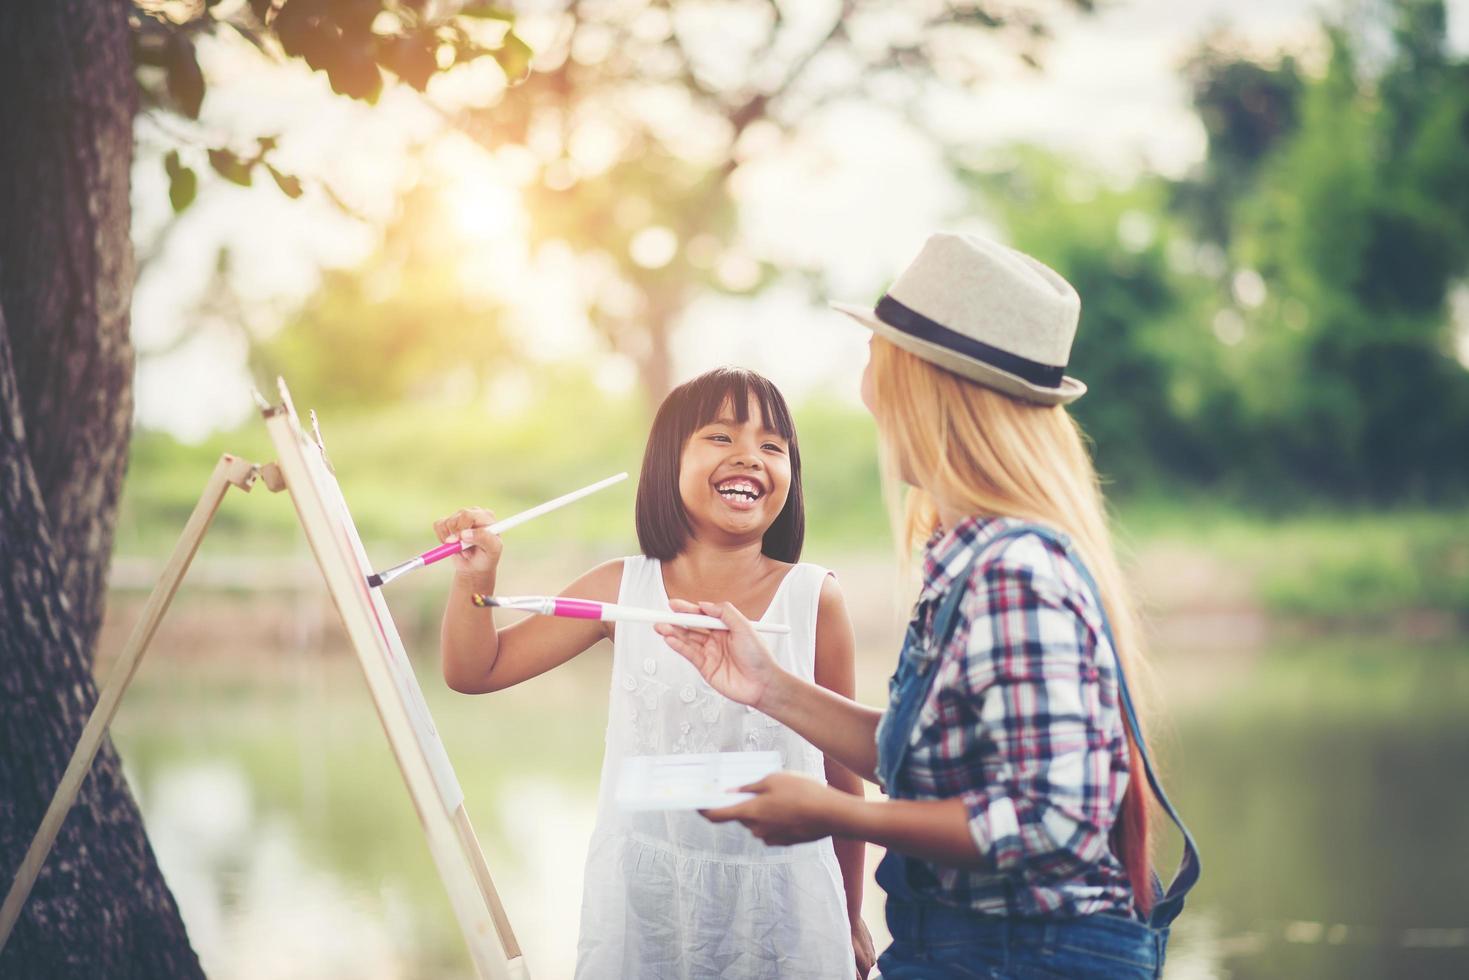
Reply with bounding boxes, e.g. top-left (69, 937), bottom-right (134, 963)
top-left (635, 367), bottom-right (804, 563)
